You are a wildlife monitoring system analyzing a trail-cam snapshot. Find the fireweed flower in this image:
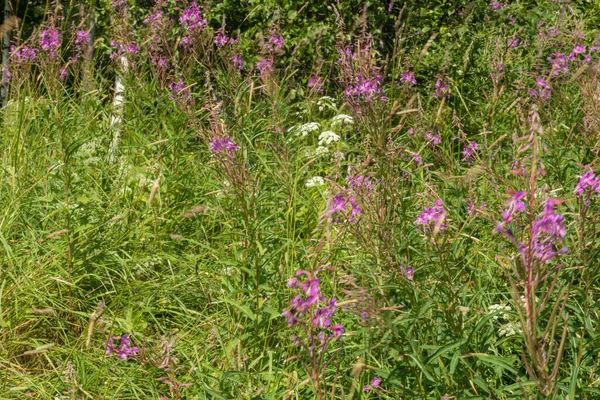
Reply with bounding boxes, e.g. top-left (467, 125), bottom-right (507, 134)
top-left (265, 33), bottom-right (284, 52)
top-left (401, 71), bottom-right (417, 87)
top-left (364, 376), bottom-right (383, 391)
top-left (40, 28), bottom-right (61, 60)
top-left (411, 152), bottom-right (423, 166)
top-left (59, 66), bottom-right (69, 82)
top-left (344, 72), bottom-right (384, 101)
top-left (528, 78), bottom-right (551, 101)
top-left (282, 270), bottom-right (343, 340)
top-left (531, 199), bottom-right (567, 263)
top-left (209, 137), bottom-right (238, 155)
top-left (10, 45), bottom-right (37, 64)
top-left (501, 191), bottom-right (526, 222)
top-left (574, 171), bottom-right (600, 196)
top-left (231, 55), bottom-right (244, 70)
top-left (415, 200), bottom-right (446, 232)
top-left (179, 2), bottom-right (206, 34)
top-left (346, 176), bottom-right (373, 192)
top-left (432, 76), bottom-right (450, 98)
top-left (76, 30), bottom-right (91, 46)
top-left (569, 44), bottom-right (587, 61)
top-left (425, 131), bottom-right (441, 145)
top-left (403, 266), bottom-right (414, 280)
top-left (328, 193), bottom-right (362, 222)
top-left (462, 141), bottom-right (479, 162)
top-left (256, 57), bottom-right (273, 75)
top-left (308, 75), bottom-right (323, 93)
top-left (507, 37), bottom-right (520, 48)
top-left (489, 1), bottom-right (507, 11)
top-left (106, 334), bottom-right (139, 360)
top-left (214, 32), bottom-right (237, 47)
top-left (548, 52), bottom-right (568, 75)
top-left (169, 79), bottom-right (192, 104)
